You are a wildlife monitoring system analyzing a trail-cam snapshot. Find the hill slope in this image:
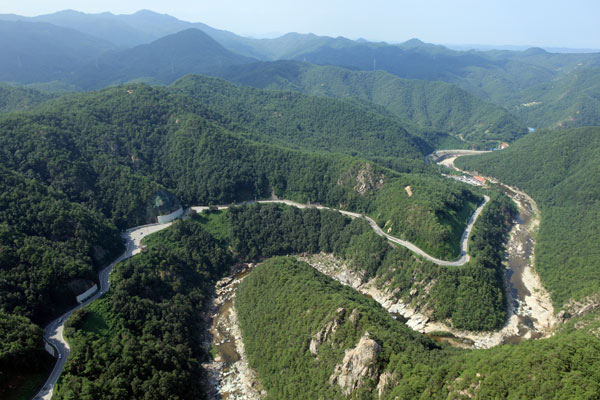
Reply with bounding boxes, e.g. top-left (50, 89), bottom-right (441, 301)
top-left (71, 29), bottom-right (255, 89)
top-left (511, 67), bottom-right (600, 129)
top-left (456, 126), bottom-right (600, 306)
top-left (0, 81), bottom-right (481, 396)
top-left (216, 61), bottom-right (527, 144)
top-left (0, 20), bottom-right (113, 84)
top-left (172, 75), bottom-right (428, 161)
top-left (0, 84), bottom-right (52, 112)
top-left (236, 257), bottom-right (600, 399)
